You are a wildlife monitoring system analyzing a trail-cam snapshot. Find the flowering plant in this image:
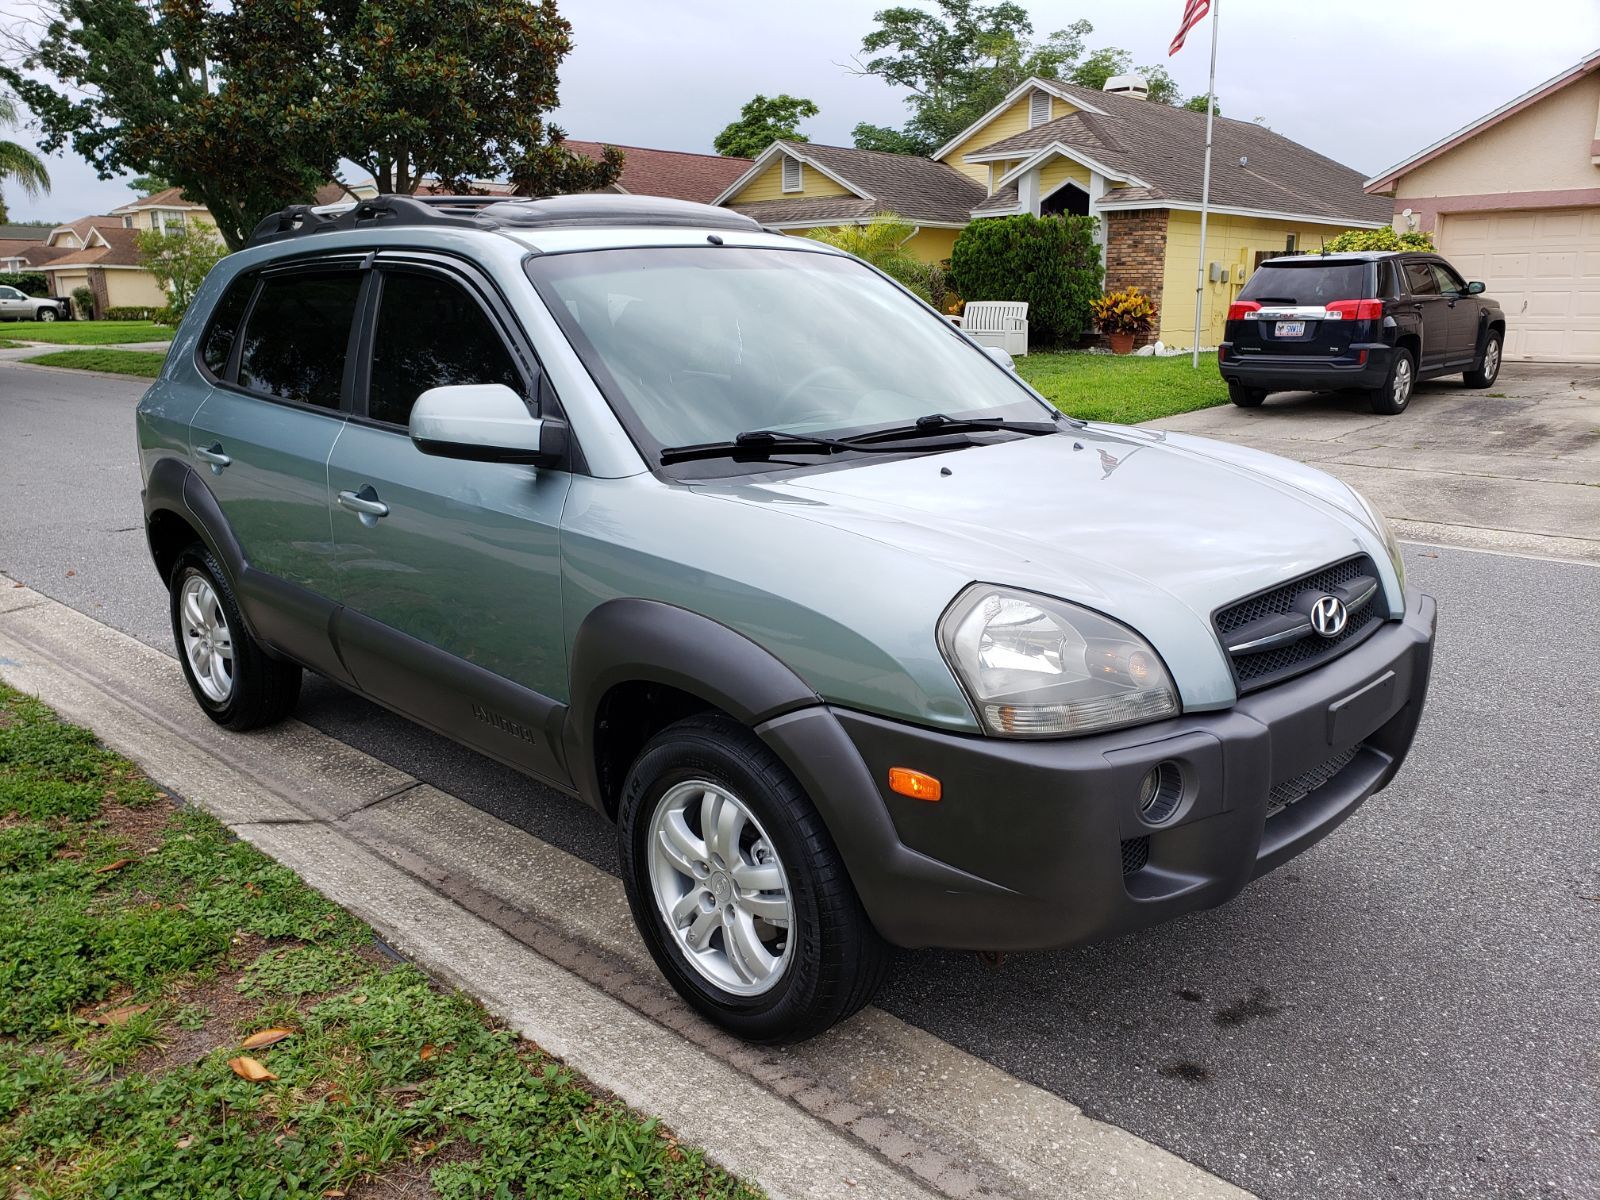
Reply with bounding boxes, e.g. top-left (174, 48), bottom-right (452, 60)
top-left (1090, 287), bottom-right (1157, 335)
